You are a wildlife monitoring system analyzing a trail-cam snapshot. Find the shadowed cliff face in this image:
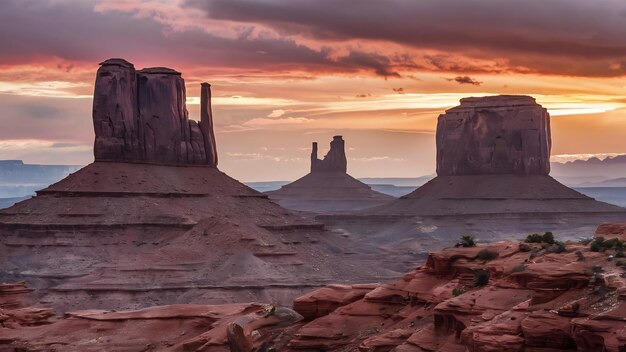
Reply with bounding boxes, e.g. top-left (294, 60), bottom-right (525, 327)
top-left (93, 58), bottom-right (218, 166)
top-left (436, 95), bottom-right (551, 176)
top-left (311, 136), bottom-right (347, 173)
